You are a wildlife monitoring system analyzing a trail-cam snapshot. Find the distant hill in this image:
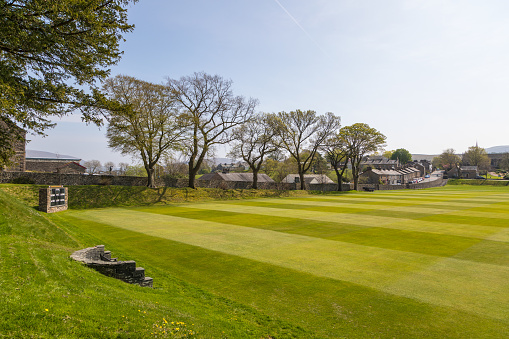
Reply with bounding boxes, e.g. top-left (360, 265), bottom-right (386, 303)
top-left (486, 145), bottom-right (509, 154)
